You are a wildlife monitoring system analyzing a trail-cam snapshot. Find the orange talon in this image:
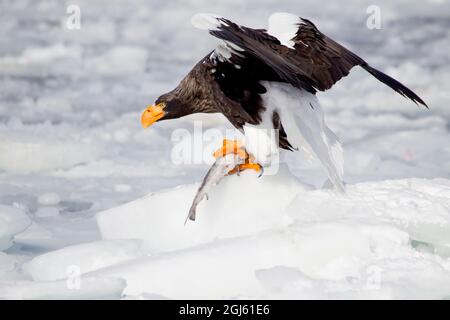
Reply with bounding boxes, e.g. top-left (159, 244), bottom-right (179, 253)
top-left (227, 158), bottom-right (262, 176)
top-left (237, 162), bottom-right (262, 172)
top-left (213, 139), bottom-right (262, 176)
